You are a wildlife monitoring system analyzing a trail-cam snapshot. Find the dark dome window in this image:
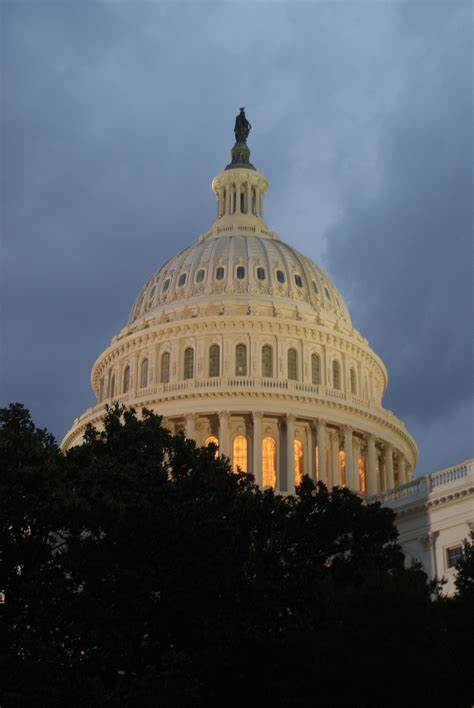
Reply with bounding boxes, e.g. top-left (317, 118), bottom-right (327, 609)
top-left (196, 269), bottom-right (205, 283)
top-left (324, 287), bottom-right (331, 299)
top-left (236, 266), bottom-right (245, 280)
top-left (178, 273), bottom-right (187, 287)
top-left (215, 266), bottom-right (225, 280)
top-left (257, 267), bottom-right (266, 280)
top-left (162, 278), bottom-right (170, 292)
top-left (276, 270), bottom-right (285, 283)
top-left (294, 274), bottom-right (303, 287)
top-left (149, 286), bottom-right (156, 299)
top-left (312, 281), bottom-right (318, 294)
